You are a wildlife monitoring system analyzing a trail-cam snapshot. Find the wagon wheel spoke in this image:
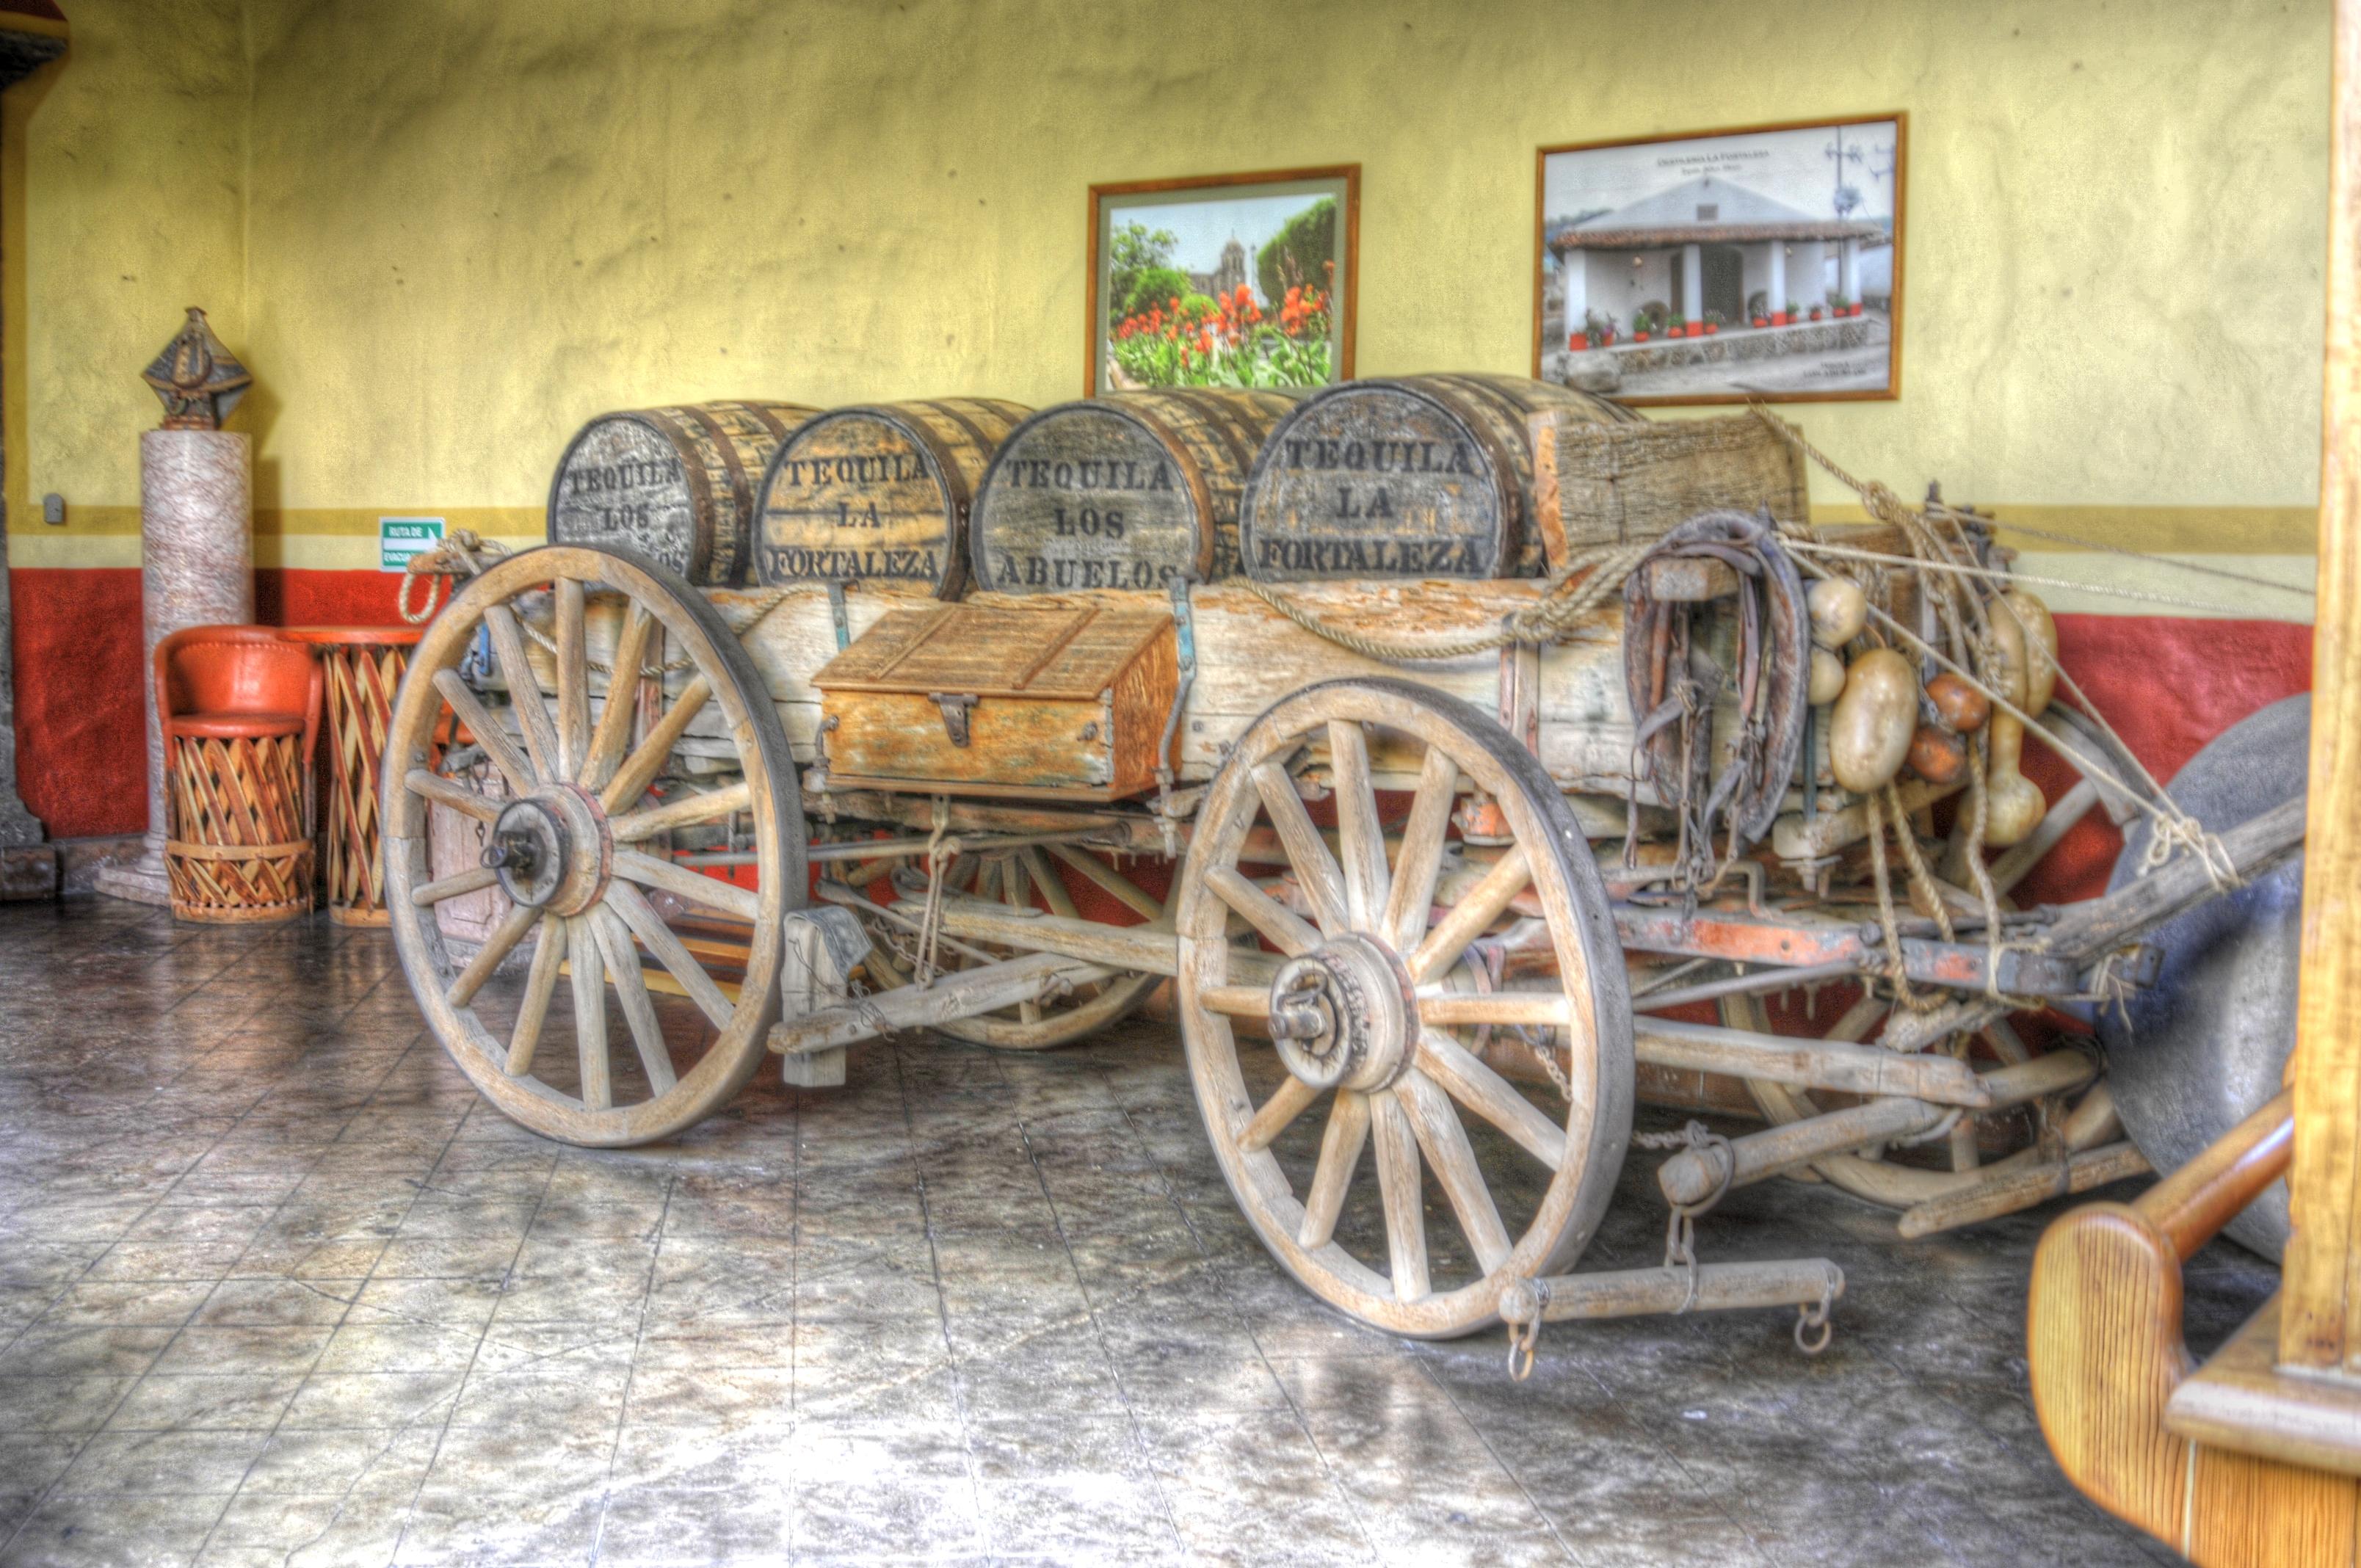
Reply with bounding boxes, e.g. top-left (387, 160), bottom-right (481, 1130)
top-left (1045, 843), bottom-right (1166, 921)
top-left (432, 672), bottom-right (537, 799)
top-left (1205, 865), bottom-right (1319, 957)
top-left (482, 603), bottom-right (561, 785)
top-left (1829, 993), bottom-right (1890, 1043)
top-left (448, 900), bottom-right (539, 1008)
top-left (1240, 1076), bottom-right (1320, 1153)
top-left (582, 604), bottom-right (656, 794)
top-left (411, 866), bottom-right (501, 907)
top-left (609, 780), bottom-right (752, 844)
top-left (1384, 744), bottom-right (1460, 951)
top-left (999, 857), bottom-right (1042, 1023)
top-left (607, 881), bottom-right (735, 1031)
top-left (1396, 1070), bottom-right (1512, 1272)
top-left (1199, 984), bottom-right (1272, 1019)
top-left (612, 846), bottom-right (761, 921)
top-left (1408, 847), bottom-right (1530, 984)
top-left (1416, 1028), bottom-right (1570, 1165)
top-left (1415, 990), bottom-right (1570, 1028)
top-left (1250, 762), bottom-right (1349, 935)
top-left (1368, 1090), bottom-right (1429, 1302)
top-left (506, 918), bottom-right (566, 1077)
top-left (591, 905), bottom-right (676, 1097)
top-left (1298, 1089), bottom-right (1371, 1249)
top-left (1020, 846), bottom-right (1077, 919)
top-left (601, 675), bottom-right (712, 813)
top-left (553, 577), bottom-right (591, 781)
top-left (405, 767), bottom-right (501, 823)
top-left (1327, 720), bottom-right (1390, 934)
top-left (569, 916), bottom-right (612, 1111)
